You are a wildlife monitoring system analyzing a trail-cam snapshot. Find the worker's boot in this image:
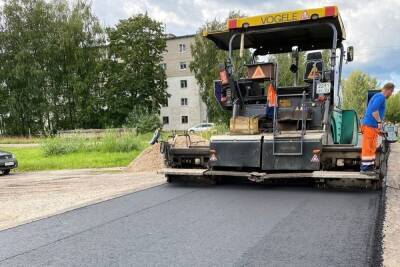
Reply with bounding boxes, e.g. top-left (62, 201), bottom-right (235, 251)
top-left (360, 165), bottom-right (376, 176)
